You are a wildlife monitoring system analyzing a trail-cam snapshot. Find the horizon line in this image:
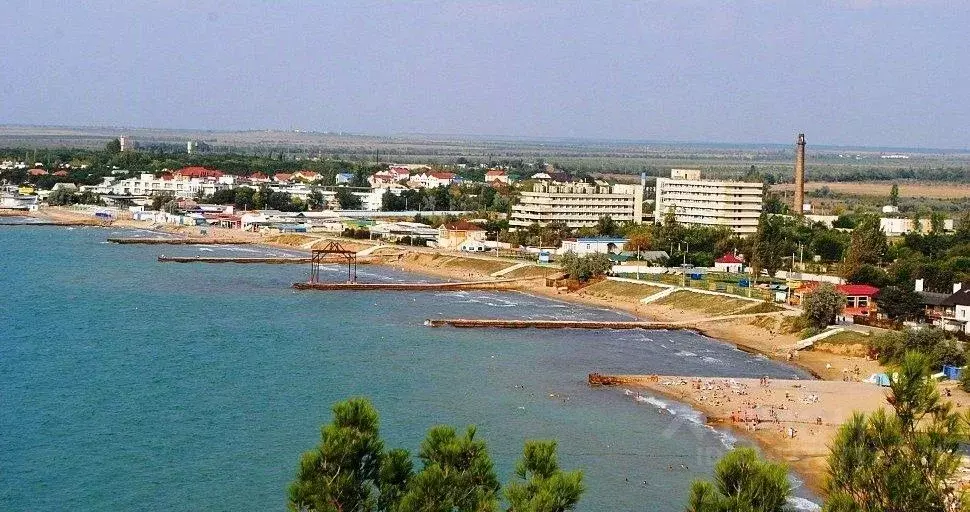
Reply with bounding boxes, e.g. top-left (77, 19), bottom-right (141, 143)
top-left (1, 123), bottom-right (968, 154)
